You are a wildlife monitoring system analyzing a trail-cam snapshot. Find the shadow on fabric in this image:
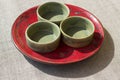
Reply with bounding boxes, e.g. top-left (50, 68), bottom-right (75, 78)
top-left (24, 28), bottom-right (114, 78)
